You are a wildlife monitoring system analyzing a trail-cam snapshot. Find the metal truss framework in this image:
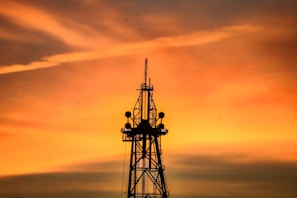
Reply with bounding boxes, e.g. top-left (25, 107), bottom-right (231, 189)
top-left (122, 59), bottom-right (169, 198)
